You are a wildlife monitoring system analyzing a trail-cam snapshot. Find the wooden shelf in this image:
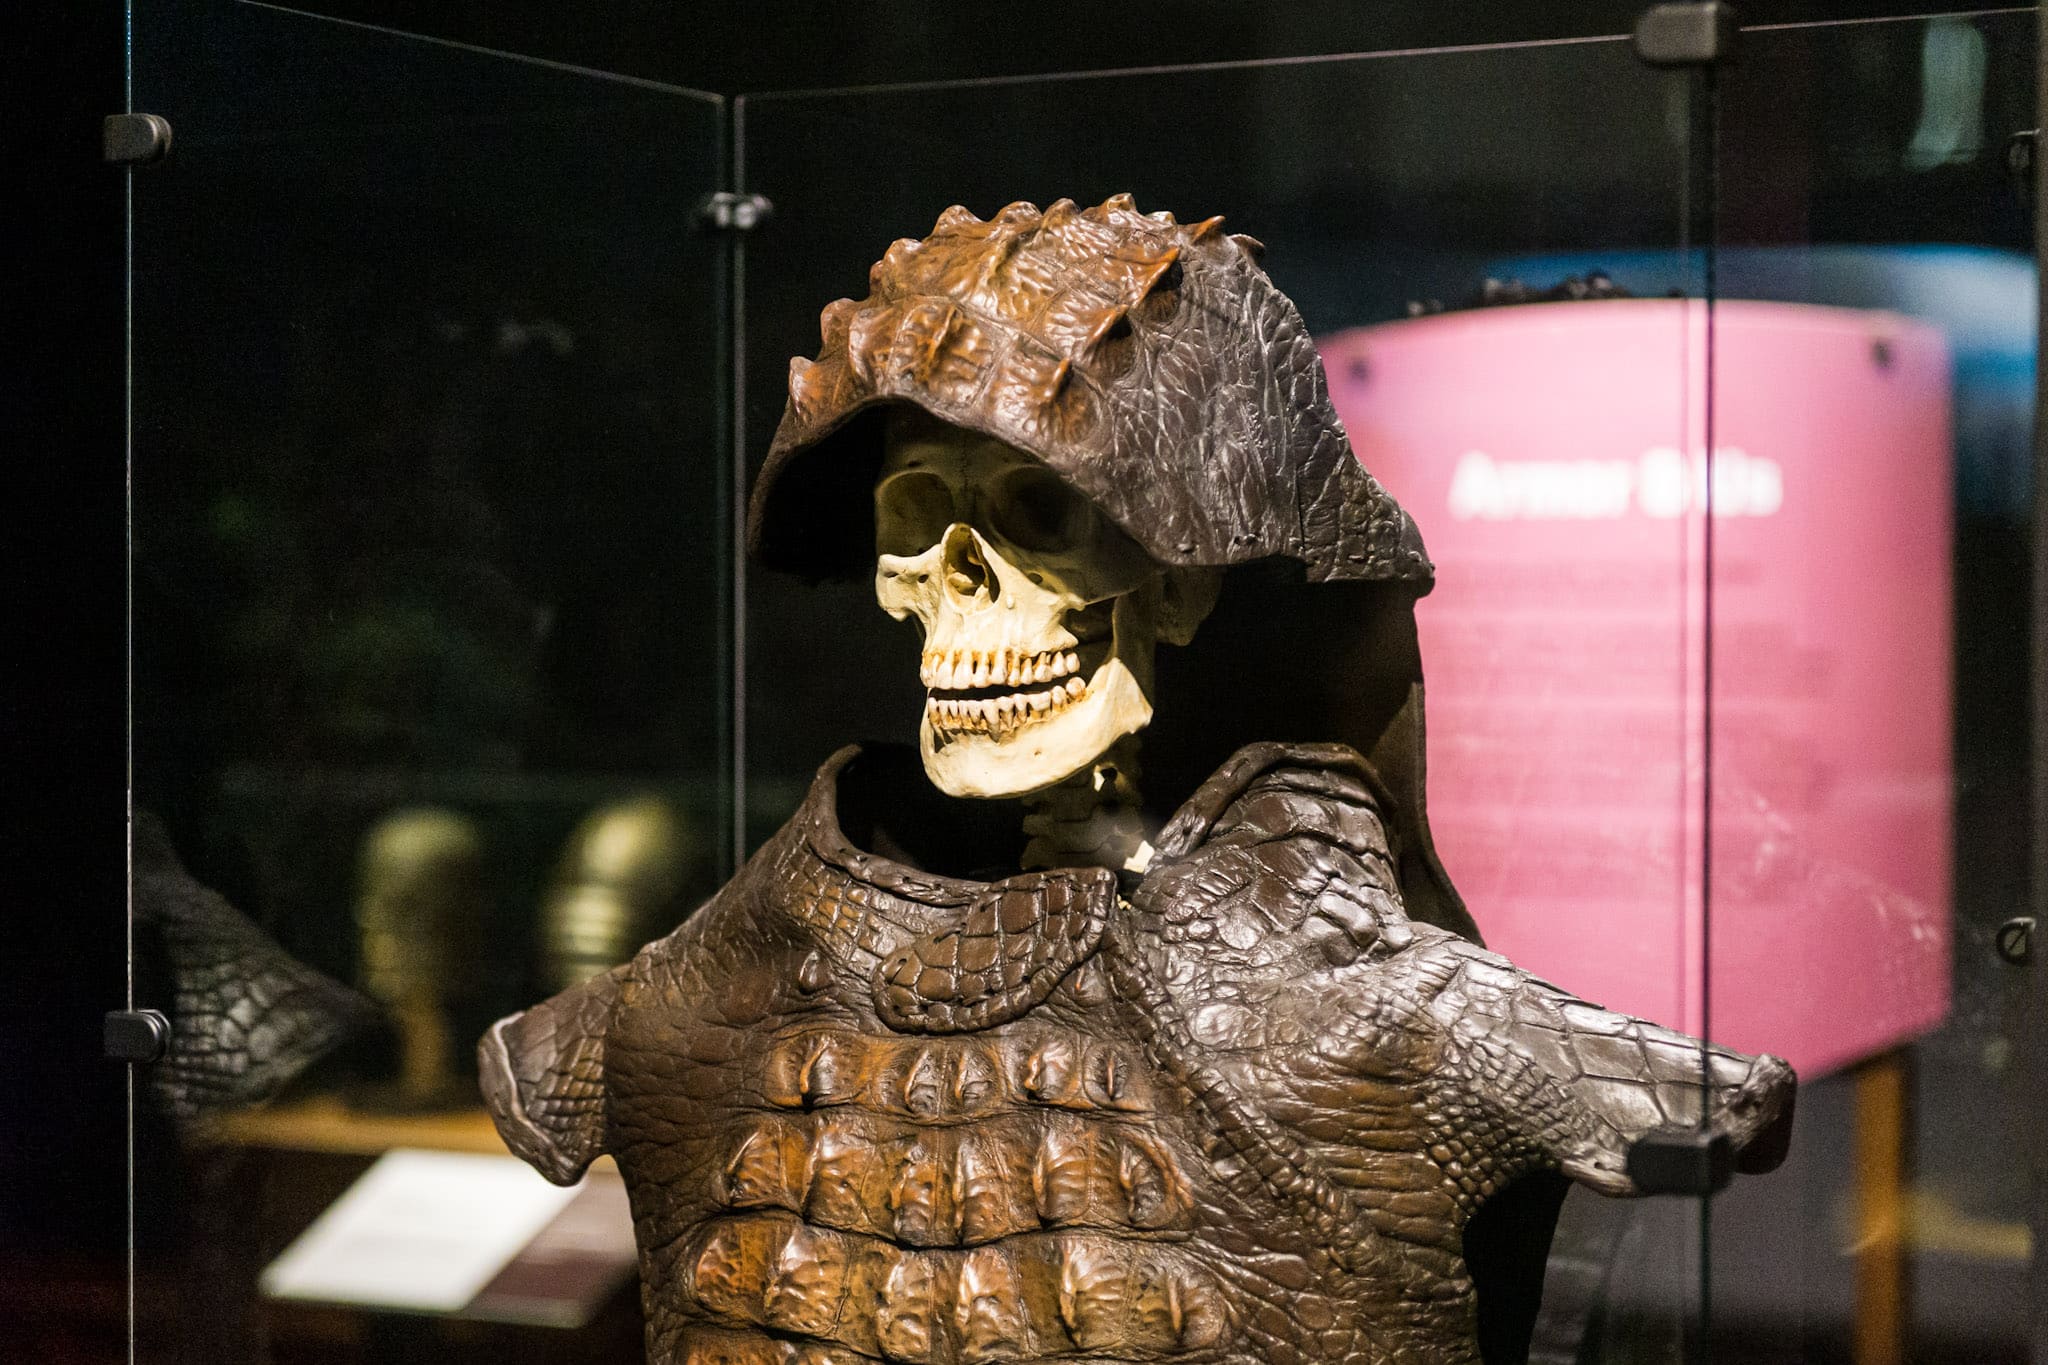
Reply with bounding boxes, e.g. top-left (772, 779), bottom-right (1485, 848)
top-left (203, 1096), bottom-right (509, 1156)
